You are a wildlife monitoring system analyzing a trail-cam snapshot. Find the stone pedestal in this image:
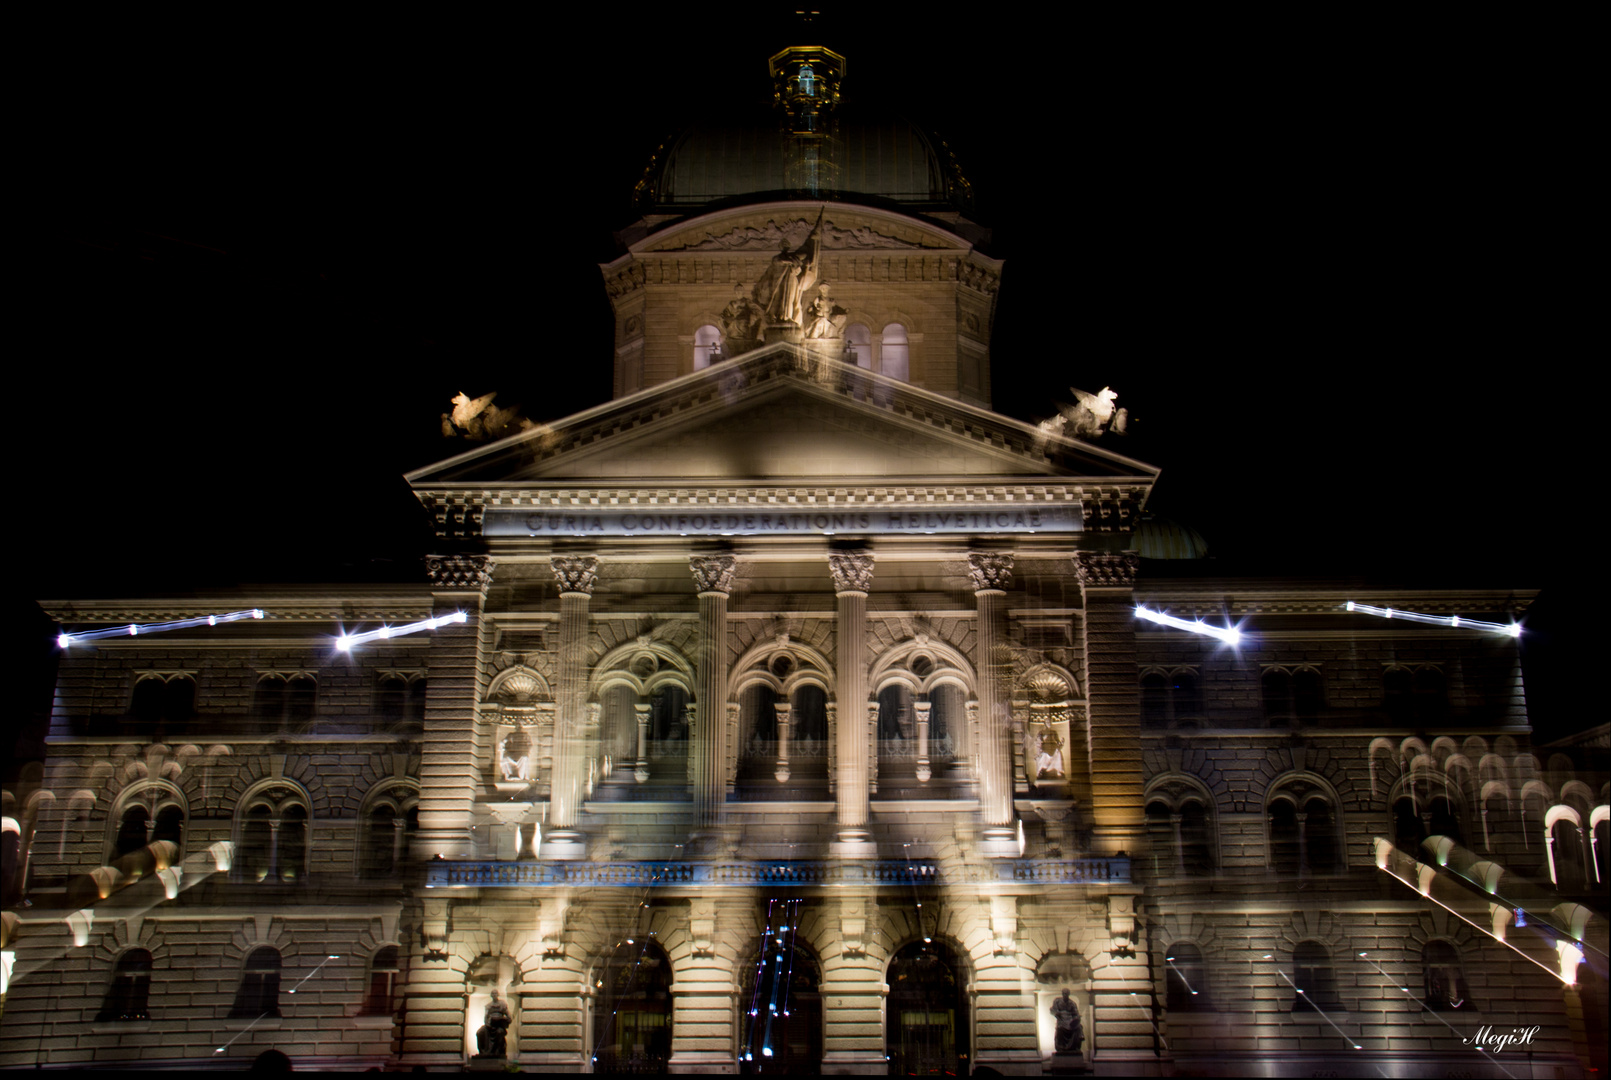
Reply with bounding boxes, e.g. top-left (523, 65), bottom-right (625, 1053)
top-left (1046, 1051), bottom-right (1090, 1074)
